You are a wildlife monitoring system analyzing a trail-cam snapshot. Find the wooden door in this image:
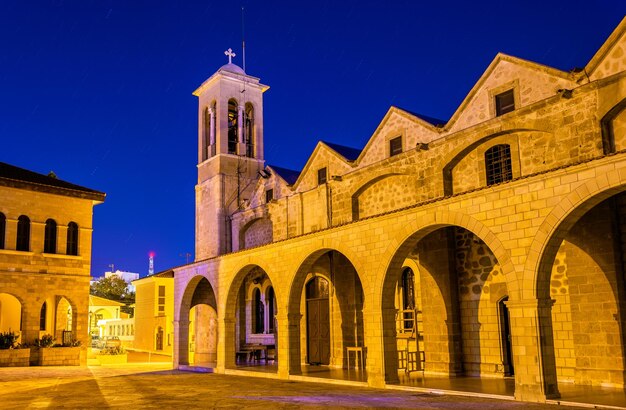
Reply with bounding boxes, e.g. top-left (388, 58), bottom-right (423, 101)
top-left (306, 277), bottom-right (330, 365)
